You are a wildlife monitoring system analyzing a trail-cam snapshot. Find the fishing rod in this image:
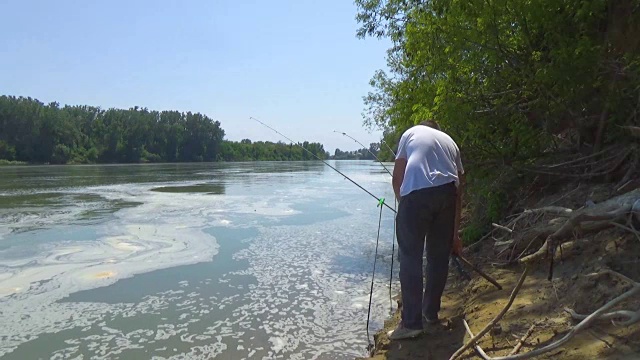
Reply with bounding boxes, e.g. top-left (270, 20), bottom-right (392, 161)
top-left (249, 117), bottom-right (397, 354)
top-left (250, 117), bottom-right (396, 213)
top-left (334, 130), bottom-right (399, 319)
top-left (252, 117), bottom-right (500, 294)
top-left (380, 139), bottom-right (396, 157)
top-left (333, 130), bottom-right (392, 177)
